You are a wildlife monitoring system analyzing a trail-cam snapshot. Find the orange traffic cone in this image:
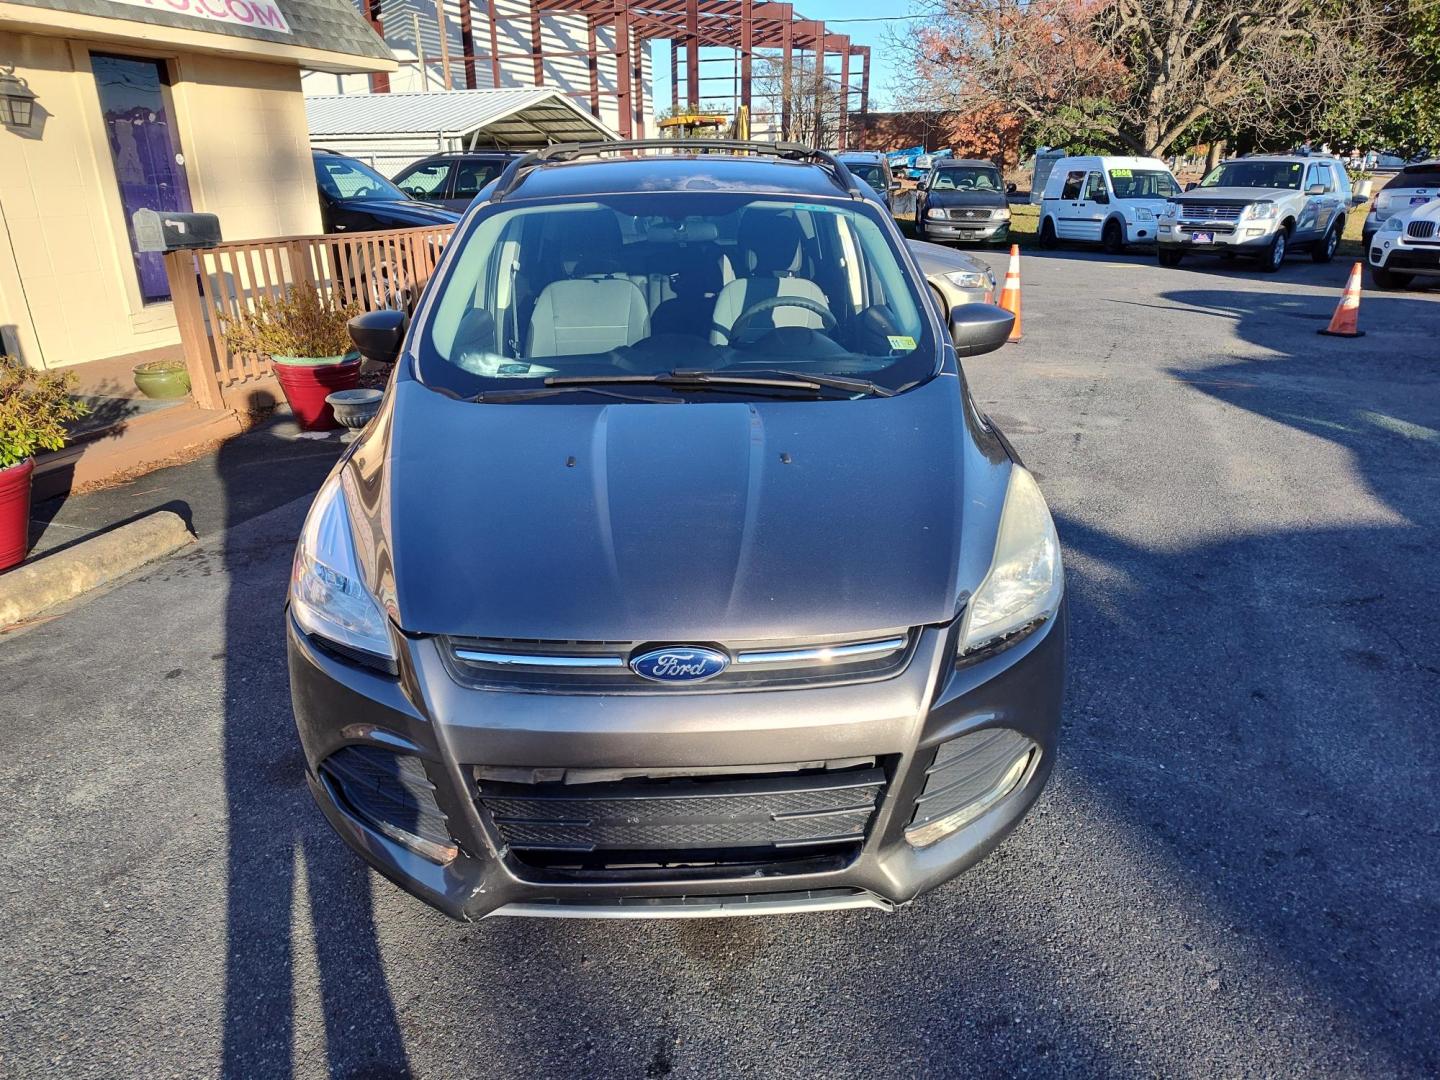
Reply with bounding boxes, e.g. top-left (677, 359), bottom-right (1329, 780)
top-left (1318, 262), bottom-right (1366, 338)
top-left (998, 244), bottom-right (1023, 343)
